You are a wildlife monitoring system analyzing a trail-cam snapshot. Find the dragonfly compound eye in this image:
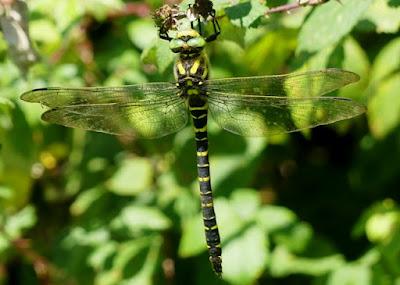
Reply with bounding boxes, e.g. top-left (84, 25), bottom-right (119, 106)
top-left (169, 39), bottom-right (185, 53)
top-left (187, 37), bottom-right (206, 49)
